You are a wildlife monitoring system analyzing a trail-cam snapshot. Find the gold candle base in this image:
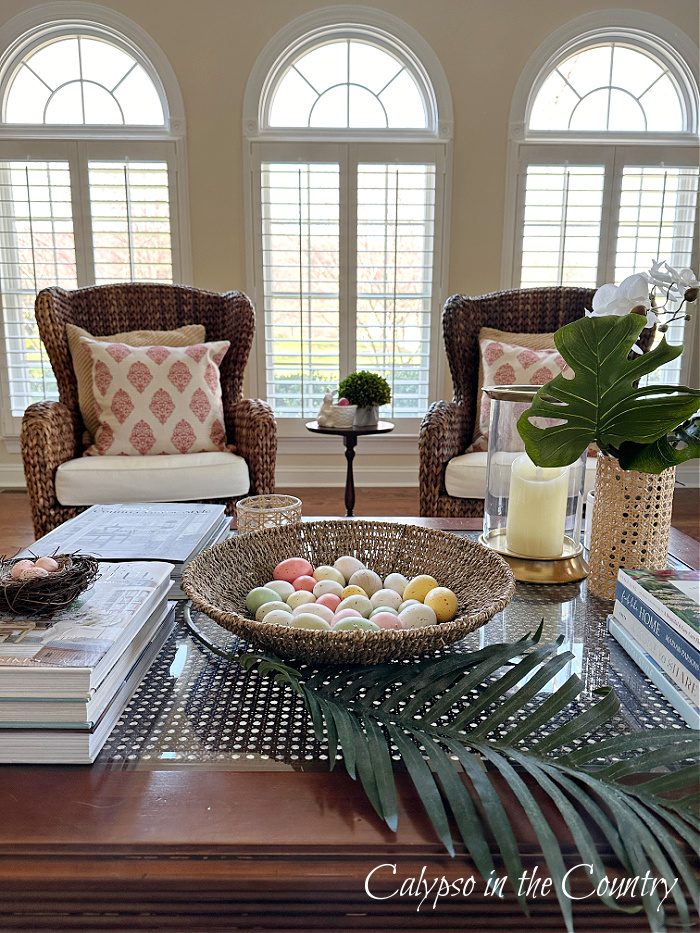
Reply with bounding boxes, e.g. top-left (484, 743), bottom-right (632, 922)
top-left (479, 530), bottom-right (588, 584)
